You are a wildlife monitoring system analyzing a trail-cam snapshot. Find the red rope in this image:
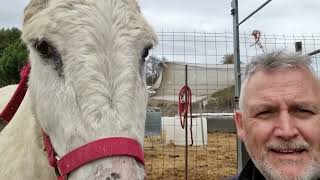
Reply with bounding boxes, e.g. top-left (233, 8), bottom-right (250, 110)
top-left (178, 85), bottom-right (193, 146)
top-left (250, 30), bottom-right (265, 53)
